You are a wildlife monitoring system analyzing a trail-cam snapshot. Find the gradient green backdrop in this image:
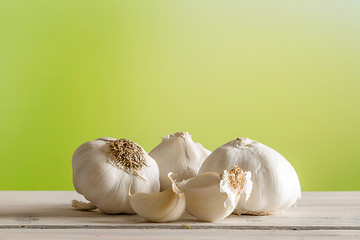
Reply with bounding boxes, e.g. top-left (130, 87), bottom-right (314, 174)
top-left (1, 0), bottom-right (359, 191)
